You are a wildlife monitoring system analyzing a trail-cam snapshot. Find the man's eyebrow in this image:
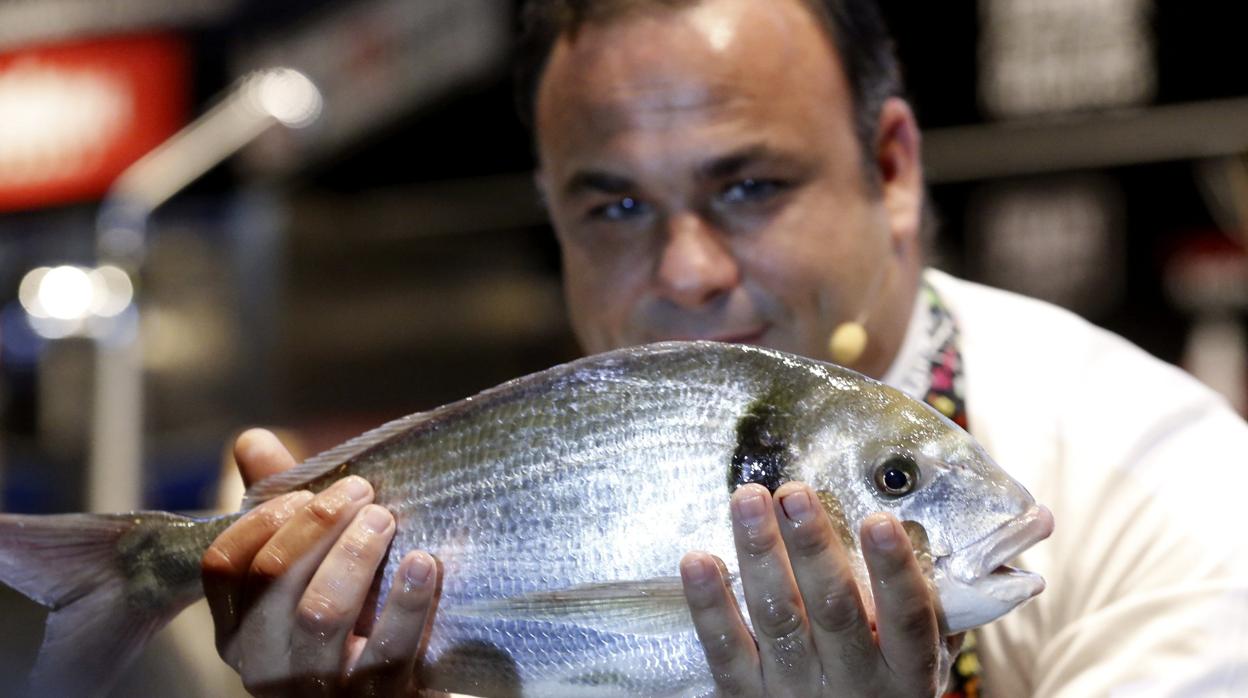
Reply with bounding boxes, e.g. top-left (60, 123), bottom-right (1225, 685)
top-left (562, 170), bottom-right (634, 198)
top-left (698, 145), bottom-right (780, 179)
